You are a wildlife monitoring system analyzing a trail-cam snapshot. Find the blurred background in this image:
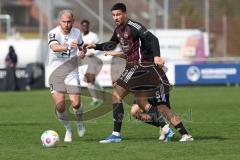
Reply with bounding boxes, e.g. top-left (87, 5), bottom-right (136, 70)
top-left (0, 0), bottom-right (240, 90)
